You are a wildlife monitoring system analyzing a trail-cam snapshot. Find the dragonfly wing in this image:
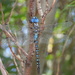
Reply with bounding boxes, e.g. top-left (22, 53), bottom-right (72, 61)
top-left (40, 21), bottom-right (73, 33)
top-left (21, 21), bottom-right (73, 44)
